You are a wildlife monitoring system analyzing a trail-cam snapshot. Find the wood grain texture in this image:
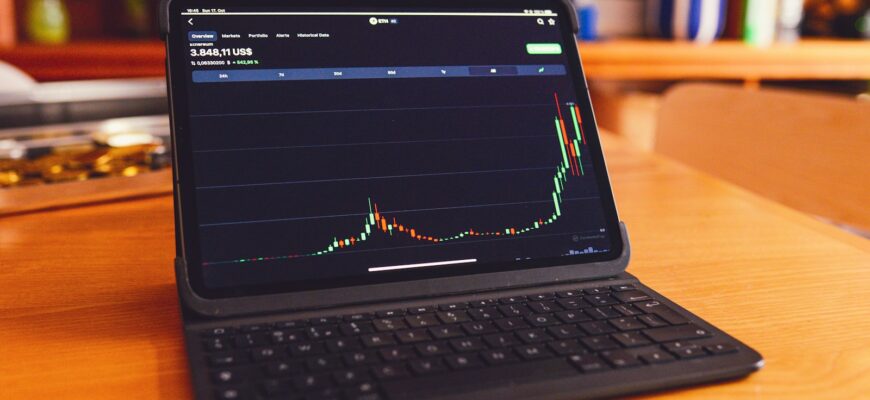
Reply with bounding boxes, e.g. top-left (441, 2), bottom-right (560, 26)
top-left (655, 83), bottom-right (870, 233)
top-left (577, 39), bottom-right (870, 81)
top-left (1, 134), bottom-right (868, 399)
top-left (0, 169), bottom-right (173, 217)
